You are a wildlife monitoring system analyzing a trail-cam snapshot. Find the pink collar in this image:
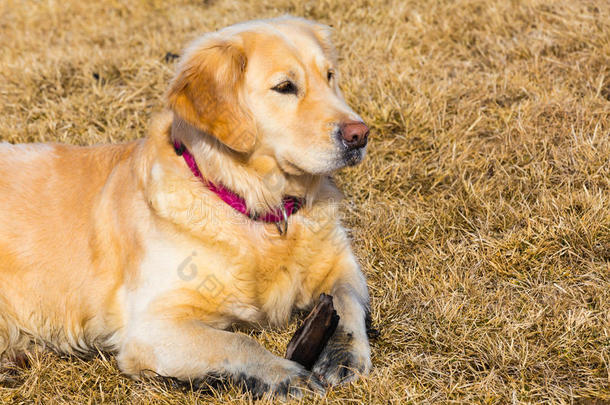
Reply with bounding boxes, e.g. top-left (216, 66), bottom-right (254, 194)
top-left (173, 140), bottom-right (303, 233)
